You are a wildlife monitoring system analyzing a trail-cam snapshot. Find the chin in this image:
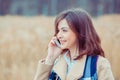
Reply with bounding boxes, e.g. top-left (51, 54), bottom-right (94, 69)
top-left (61, 46), bottom-right (65, 50)
top-left (61, 45), bottom-right (68, 50)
